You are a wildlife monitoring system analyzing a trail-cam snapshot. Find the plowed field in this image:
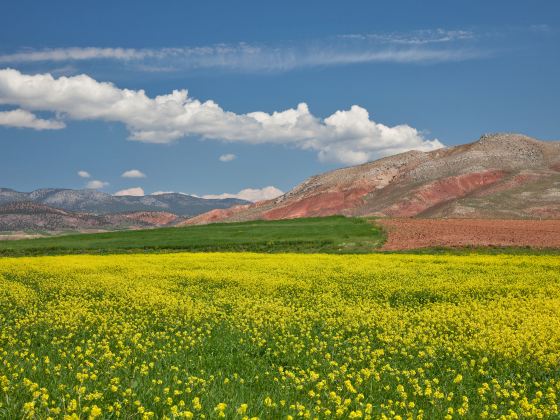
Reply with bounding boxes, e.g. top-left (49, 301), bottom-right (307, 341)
top-left (379, 218), bottom-right (560, 250)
